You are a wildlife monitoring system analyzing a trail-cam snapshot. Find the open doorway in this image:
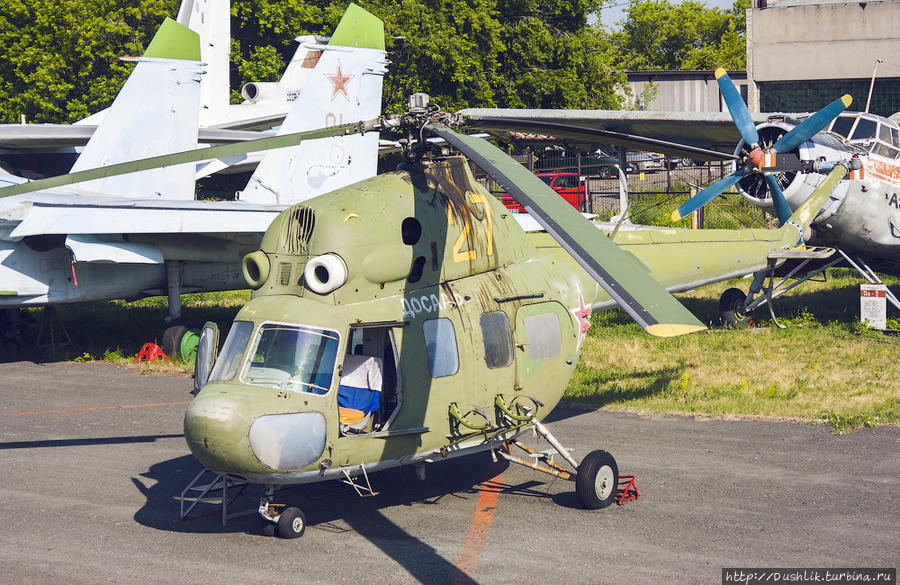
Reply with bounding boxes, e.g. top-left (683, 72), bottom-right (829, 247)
top-left (337, 325), bottom-right (401, 435)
